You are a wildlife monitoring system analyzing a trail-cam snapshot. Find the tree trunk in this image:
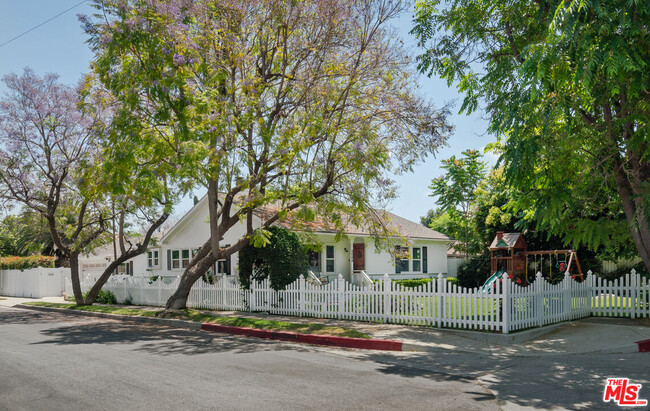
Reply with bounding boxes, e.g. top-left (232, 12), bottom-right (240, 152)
top-left (163, 252), bottom-right (218, 311)
top-left (69, 252), bottom-right (85, 305)
top-left (613, 159), bottom-right (650, 272)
